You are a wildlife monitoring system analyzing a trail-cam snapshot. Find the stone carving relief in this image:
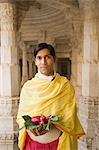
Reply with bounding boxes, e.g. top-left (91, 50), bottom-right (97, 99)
top-left (0, 96), bottom-right (19, 116)
top-left (0, 3), bottom-right (16, 31)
